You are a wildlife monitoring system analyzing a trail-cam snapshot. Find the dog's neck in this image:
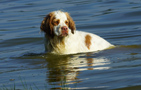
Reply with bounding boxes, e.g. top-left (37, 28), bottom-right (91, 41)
top-left (46, 34), bottom-right (68, 54)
